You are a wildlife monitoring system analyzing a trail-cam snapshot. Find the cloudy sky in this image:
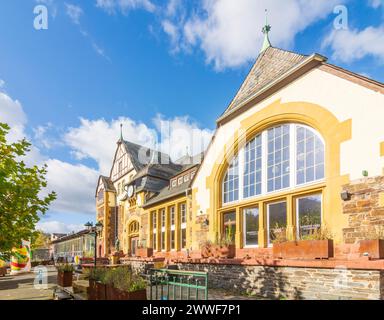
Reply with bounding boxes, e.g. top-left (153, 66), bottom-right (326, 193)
top-left (0, 0), bottom-right (383, 234)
